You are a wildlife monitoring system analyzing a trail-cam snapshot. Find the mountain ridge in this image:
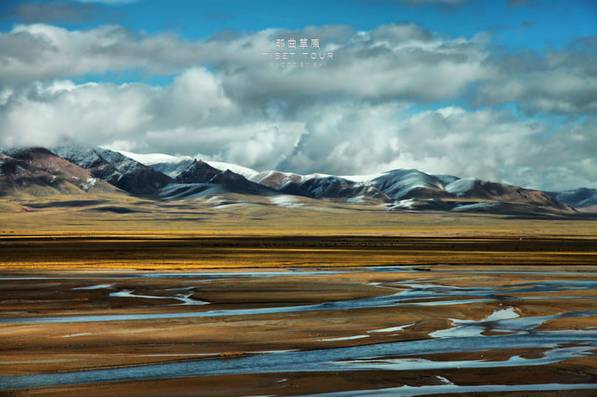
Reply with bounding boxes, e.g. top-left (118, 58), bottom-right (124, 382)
top-left (2, 145), bottom-right (594, 217)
